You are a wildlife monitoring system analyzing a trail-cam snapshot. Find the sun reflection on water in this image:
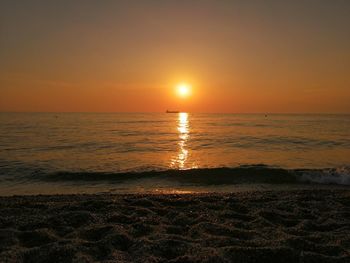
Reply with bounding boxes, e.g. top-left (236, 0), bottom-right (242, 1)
top-left (171, 112), bottom-right (190, 169)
